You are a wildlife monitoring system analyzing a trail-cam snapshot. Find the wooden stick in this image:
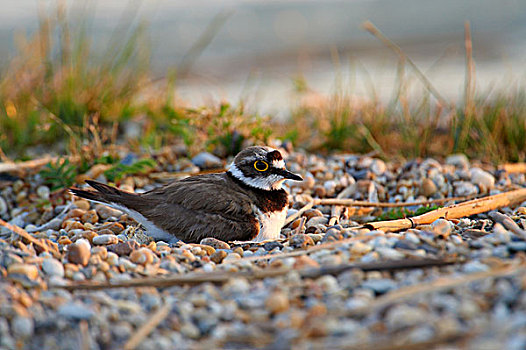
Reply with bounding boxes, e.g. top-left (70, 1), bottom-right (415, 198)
top-left (363, 188), bottom-right (526, 232)
top-left (500, 163), bottom-right (526, 173)
top-left (123, 301), bottom-right (172, 350)
top-left (344, 261), bottom-right (526, 317)
top-left (60, 257), bottom-right (457, 291)
top-left (0, 218), bottom-right (61, 258)
top-left (314, 195), bottom-right (472, 208)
